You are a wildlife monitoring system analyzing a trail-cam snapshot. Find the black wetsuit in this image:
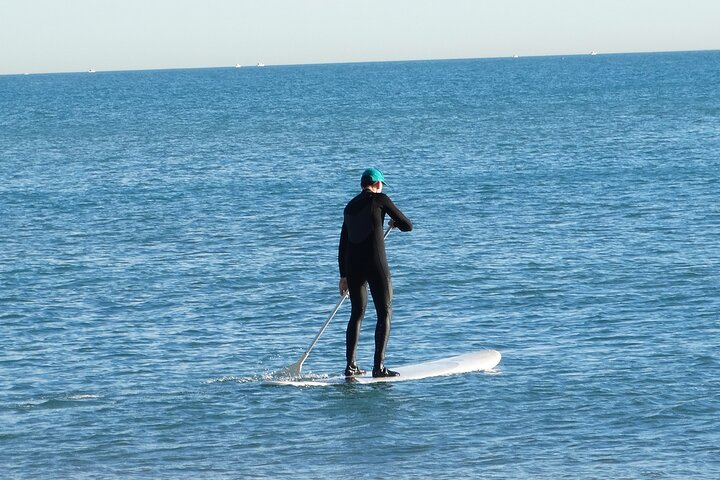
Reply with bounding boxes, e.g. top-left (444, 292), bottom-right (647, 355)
top-left (338, 190), bottom-right (412, 370)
